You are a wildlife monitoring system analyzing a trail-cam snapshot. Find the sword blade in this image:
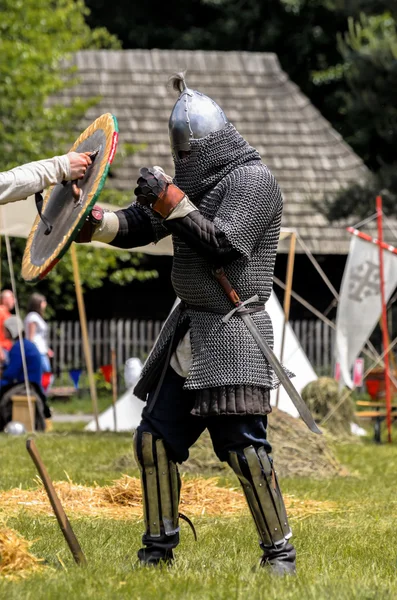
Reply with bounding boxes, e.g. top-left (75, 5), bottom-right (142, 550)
top-left (241, 313), bottom-right (322, 435)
